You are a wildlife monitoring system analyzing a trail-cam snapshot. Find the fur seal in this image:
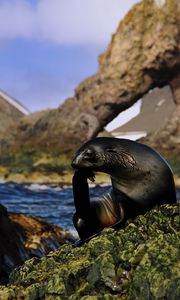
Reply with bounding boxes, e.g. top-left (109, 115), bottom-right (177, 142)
top-left (72, 137), bottom-right (177, 241)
